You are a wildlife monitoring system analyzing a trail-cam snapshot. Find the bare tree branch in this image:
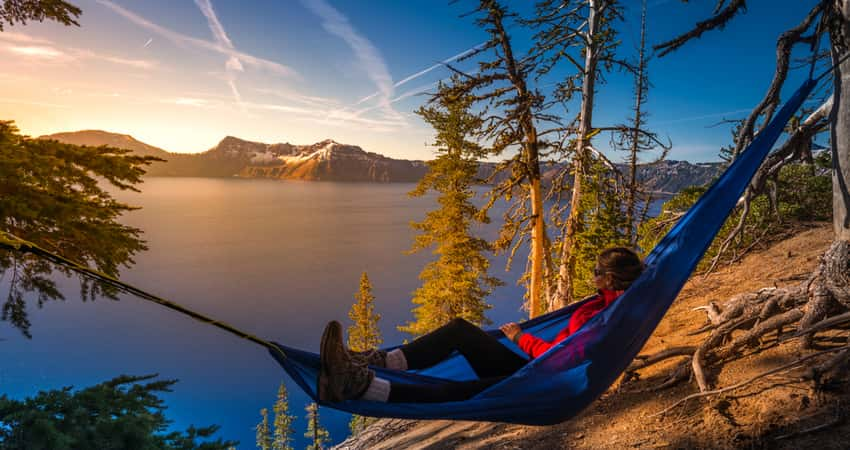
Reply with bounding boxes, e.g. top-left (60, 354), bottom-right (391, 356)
top-left (654, 0), bottom-right (747, 57)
